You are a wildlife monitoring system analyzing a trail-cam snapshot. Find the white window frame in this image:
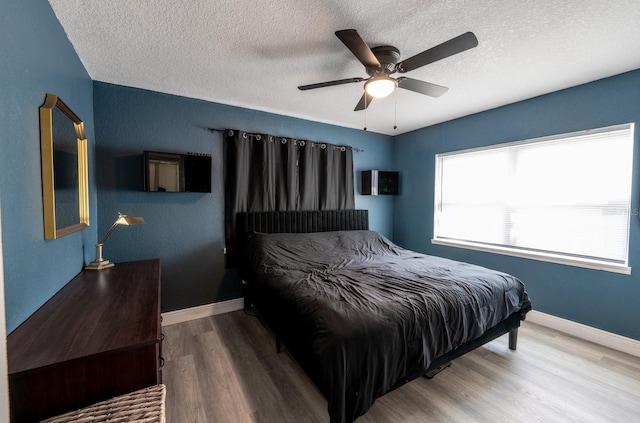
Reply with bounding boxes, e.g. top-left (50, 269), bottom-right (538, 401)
top-left (433, 124), bottom-right (634, 275)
